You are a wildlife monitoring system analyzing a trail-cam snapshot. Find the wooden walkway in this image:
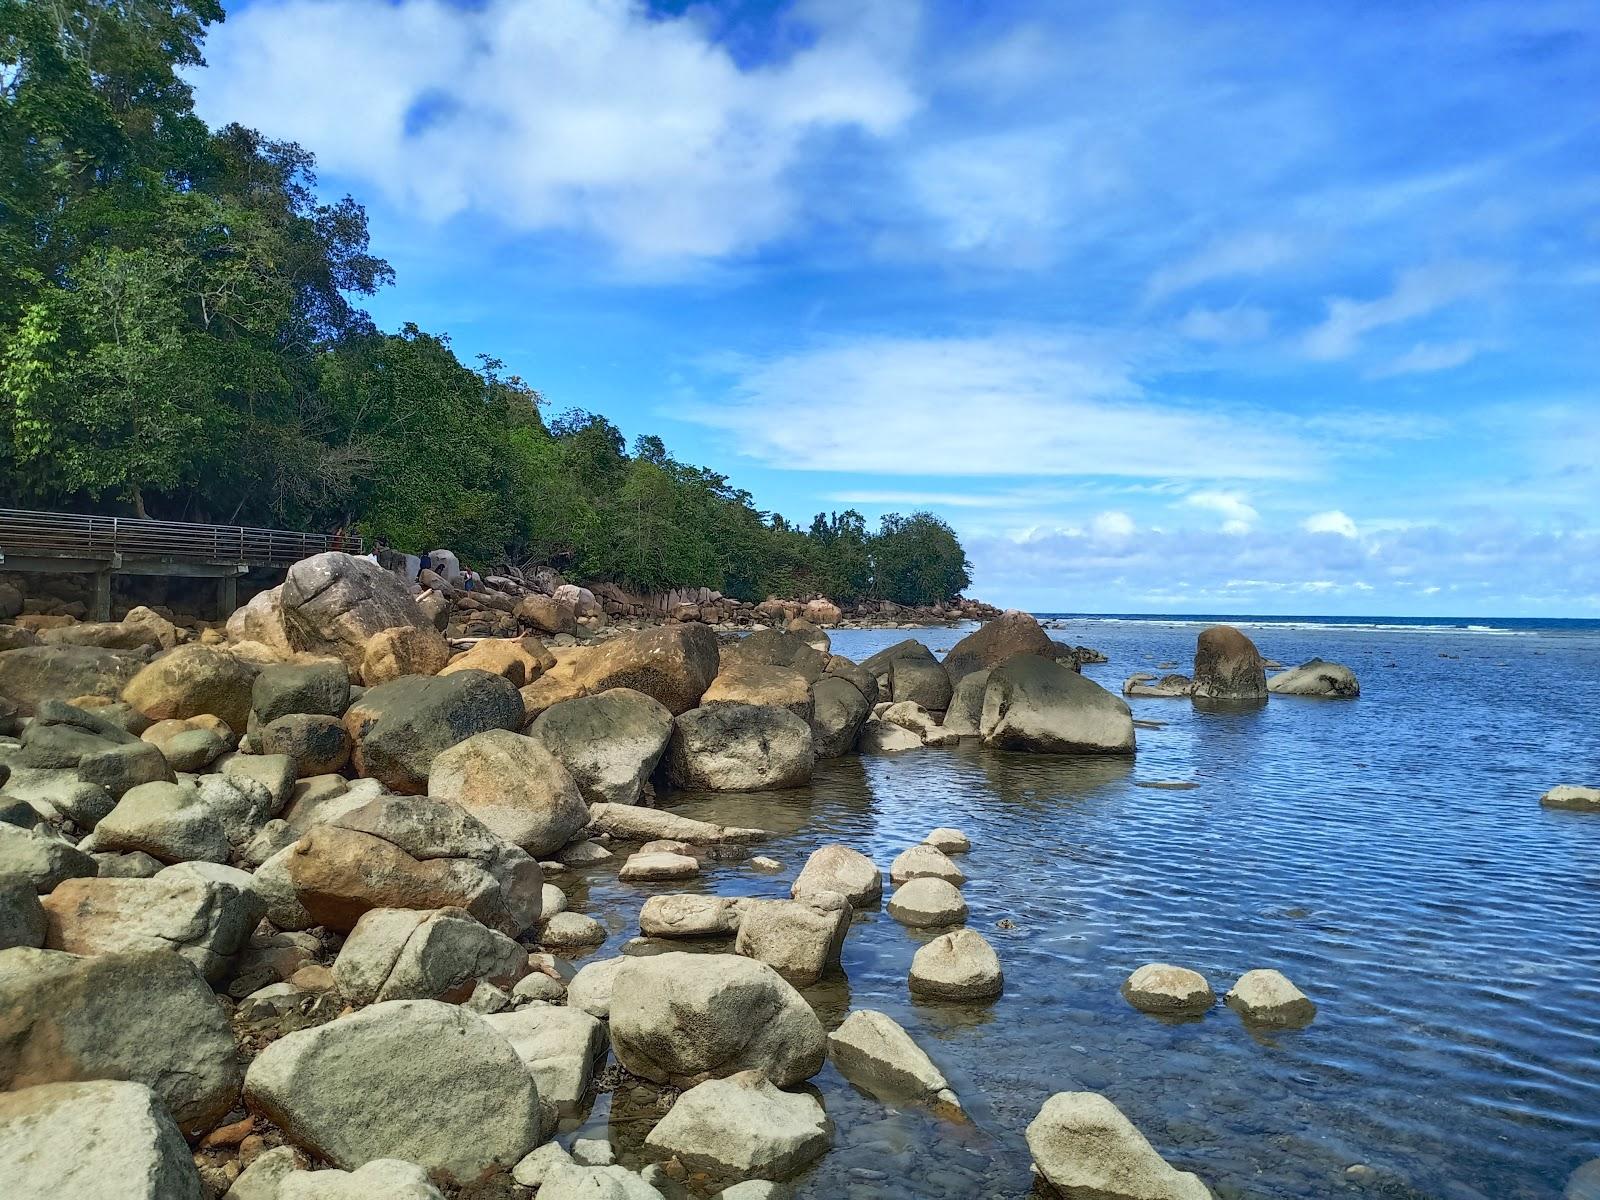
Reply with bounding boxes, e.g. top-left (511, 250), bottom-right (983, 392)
top-left (0, 508), bottom-right (361, 620)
